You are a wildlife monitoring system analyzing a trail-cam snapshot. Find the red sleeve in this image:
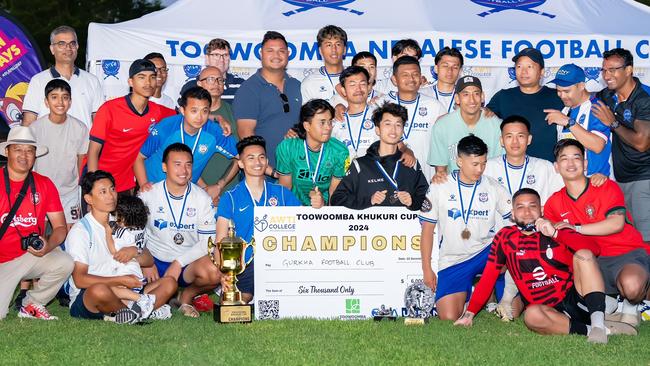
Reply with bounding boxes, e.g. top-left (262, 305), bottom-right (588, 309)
top-left (89, 102), bottom-right (110, 143)
top-left (466, 234), bottom-right (507, 314)
top-left (601, 180), bottom-right (626, 216)
top-left (41, 177), bottom-right (63, 213)
top-left (159, 105), bottom-right (177, 119)
top-left (555, 229), bottom-right (600, 256)
top-left (543, 193), bottom-right (561, 222)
